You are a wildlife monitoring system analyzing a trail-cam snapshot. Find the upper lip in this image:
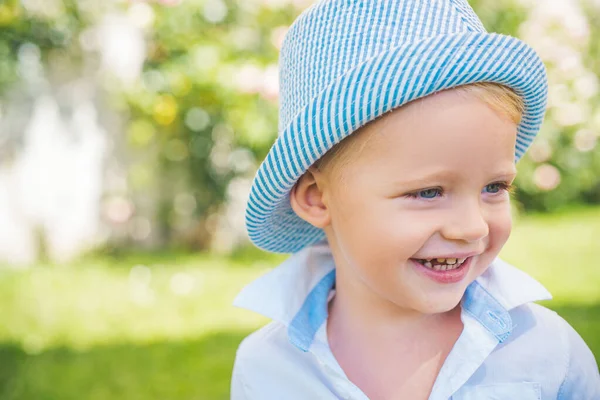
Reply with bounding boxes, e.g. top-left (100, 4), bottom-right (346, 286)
top-left (413, 252), bottom-right (481, 260)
